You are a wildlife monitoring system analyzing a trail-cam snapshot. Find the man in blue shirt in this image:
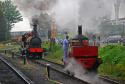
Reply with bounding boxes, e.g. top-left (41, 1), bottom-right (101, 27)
top-left (63, 36), bottom-right (69, 66)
